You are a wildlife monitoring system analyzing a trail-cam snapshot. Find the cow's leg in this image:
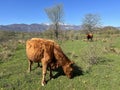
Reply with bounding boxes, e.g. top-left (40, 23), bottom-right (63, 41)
top-left (38, 62), bottom-right (40, 67)
top-left (87, 37), bottom-right (89, 41)
top-left (41, 60), bottom-right (48, 86)
top-left (37, 62), bottom-right (42, 68)
top-left (49, 65), bottom-right (53, 79)
top-left (91, 37), bottom-right (93, 41)
top-left (27, 60), bottom-right (33, 72)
